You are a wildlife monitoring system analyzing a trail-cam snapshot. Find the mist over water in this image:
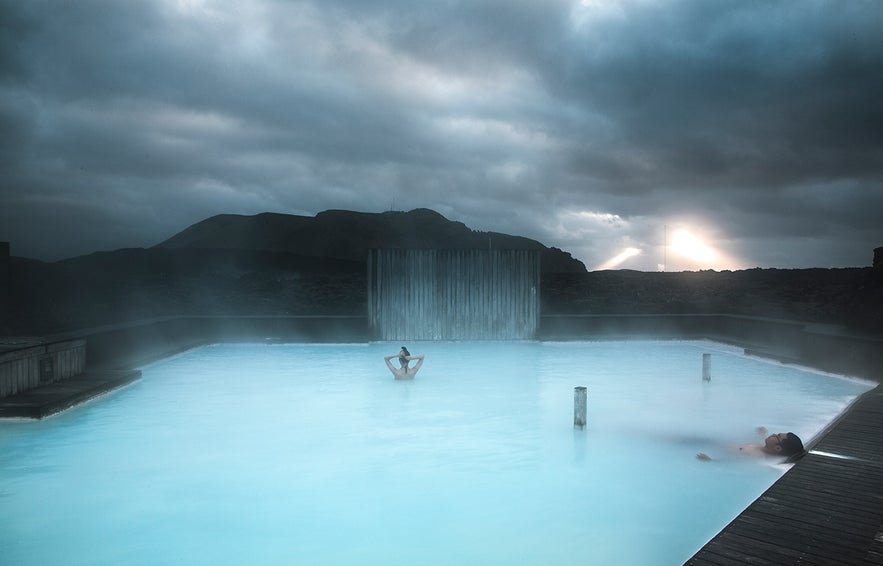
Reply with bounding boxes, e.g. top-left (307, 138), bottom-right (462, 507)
top-left (0, 341), bottom-right (873, 565)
